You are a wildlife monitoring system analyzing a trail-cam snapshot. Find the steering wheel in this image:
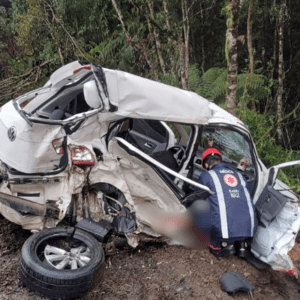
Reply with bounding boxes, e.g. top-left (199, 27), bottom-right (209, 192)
top-left (169, 145), bottom-right (186, 165)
